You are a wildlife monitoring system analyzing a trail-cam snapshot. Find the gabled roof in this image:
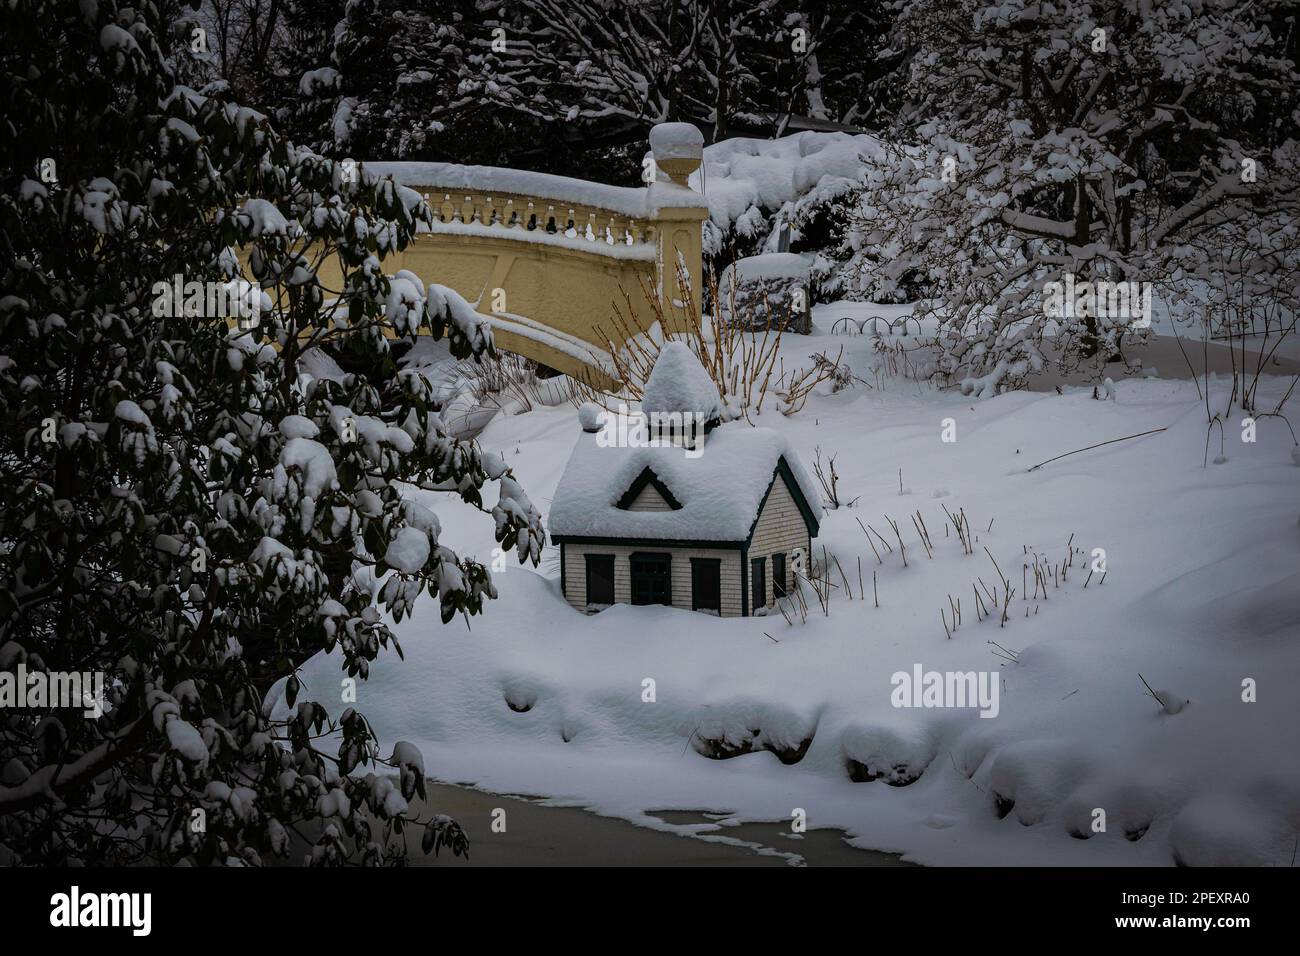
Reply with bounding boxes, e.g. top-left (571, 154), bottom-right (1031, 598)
top-left (617, 467), bottom-right (683, 510)
top-left (549, 421), bottom-right (822, 544)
